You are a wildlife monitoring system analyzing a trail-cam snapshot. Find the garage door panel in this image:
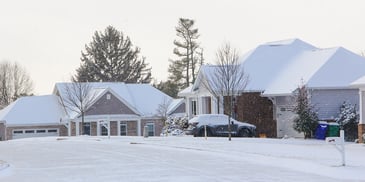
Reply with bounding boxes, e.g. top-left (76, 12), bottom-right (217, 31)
top-left (12, 128), bottom-right (59, 139)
